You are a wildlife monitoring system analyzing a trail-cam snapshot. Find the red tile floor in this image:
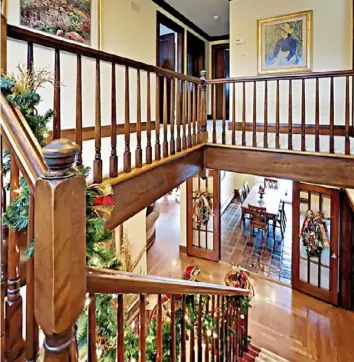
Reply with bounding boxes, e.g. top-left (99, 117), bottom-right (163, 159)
top-left (221, 197), bottom-right (292, 285)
